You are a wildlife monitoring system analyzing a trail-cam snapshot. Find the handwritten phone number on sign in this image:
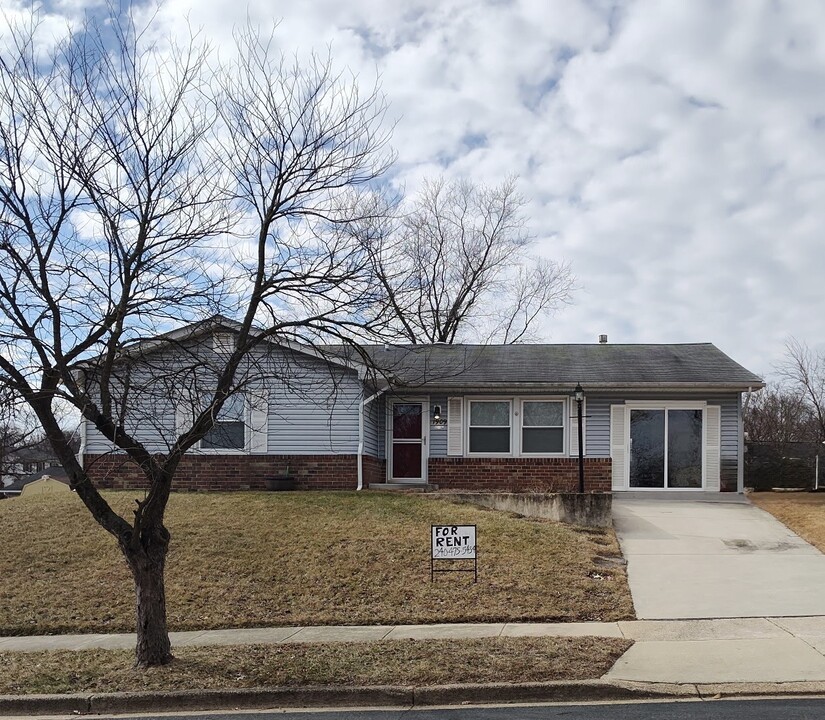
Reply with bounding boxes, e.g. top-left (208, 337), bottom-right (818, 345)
top-left (433, 544), bottom-right (477, 559)
top-left (431, 525), bottom-right (477, 559)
